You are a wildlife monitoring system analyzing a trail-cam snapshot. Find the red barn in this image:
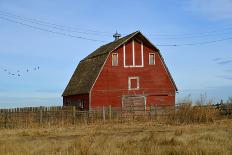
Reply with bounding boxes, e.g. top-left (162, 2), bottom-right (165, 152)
top-left (62, 31), bottom-right (177, 110)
